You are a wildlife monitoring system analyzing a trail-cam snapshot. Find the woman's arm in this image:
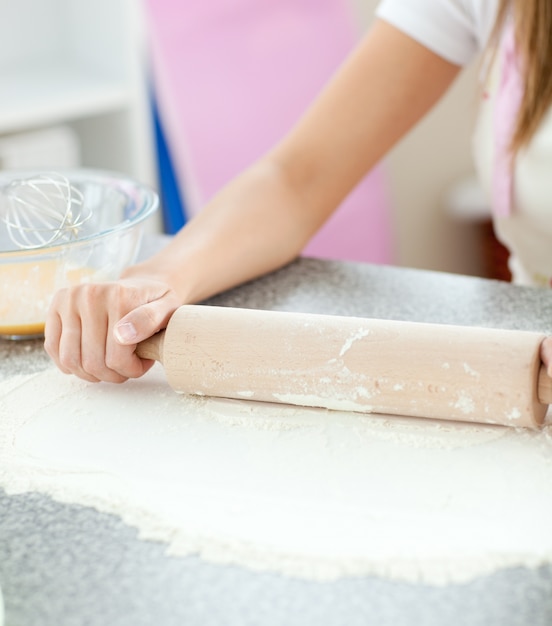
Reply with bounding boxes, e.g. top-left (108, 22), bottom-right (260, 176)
top-left (135, 19), bottom-right (461, 304)
top-left (44, 19), bottom-right (461, 382)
